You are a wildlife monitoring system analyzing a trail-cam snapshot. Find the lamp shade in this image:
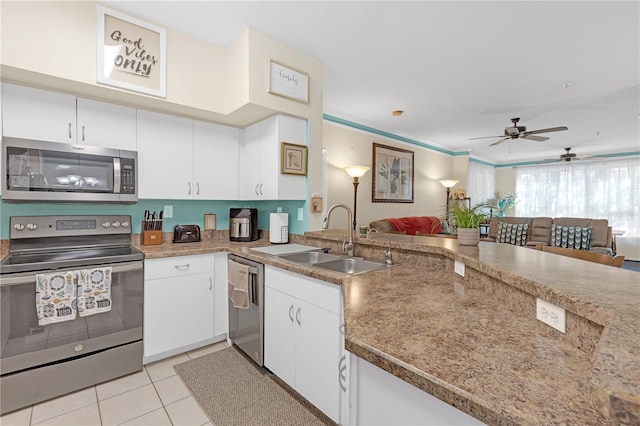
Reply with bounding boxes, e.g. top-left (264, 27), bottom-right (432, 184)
top-left (438, 179), bottom-right (459, 188)
top-left (344, 166), bottom-right (370, 179)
